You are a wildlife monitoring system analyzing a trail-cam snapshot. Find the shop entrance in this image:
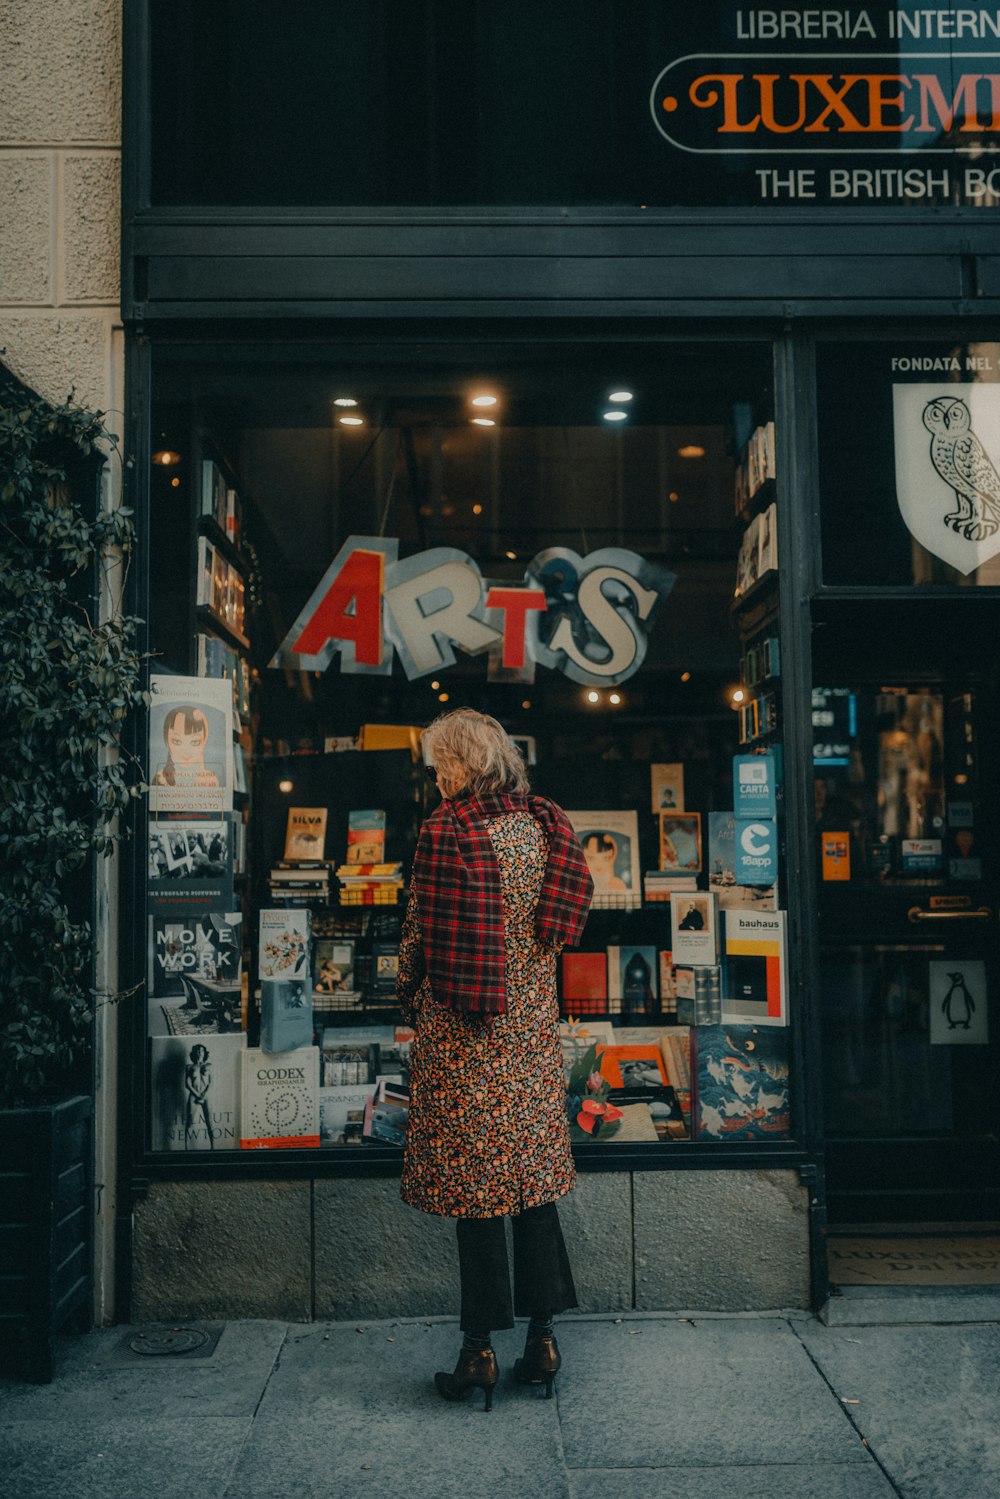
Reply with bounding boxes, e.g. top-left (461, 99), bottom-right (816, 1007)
top-left (812, 598), bottom-right (1000, 1233)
